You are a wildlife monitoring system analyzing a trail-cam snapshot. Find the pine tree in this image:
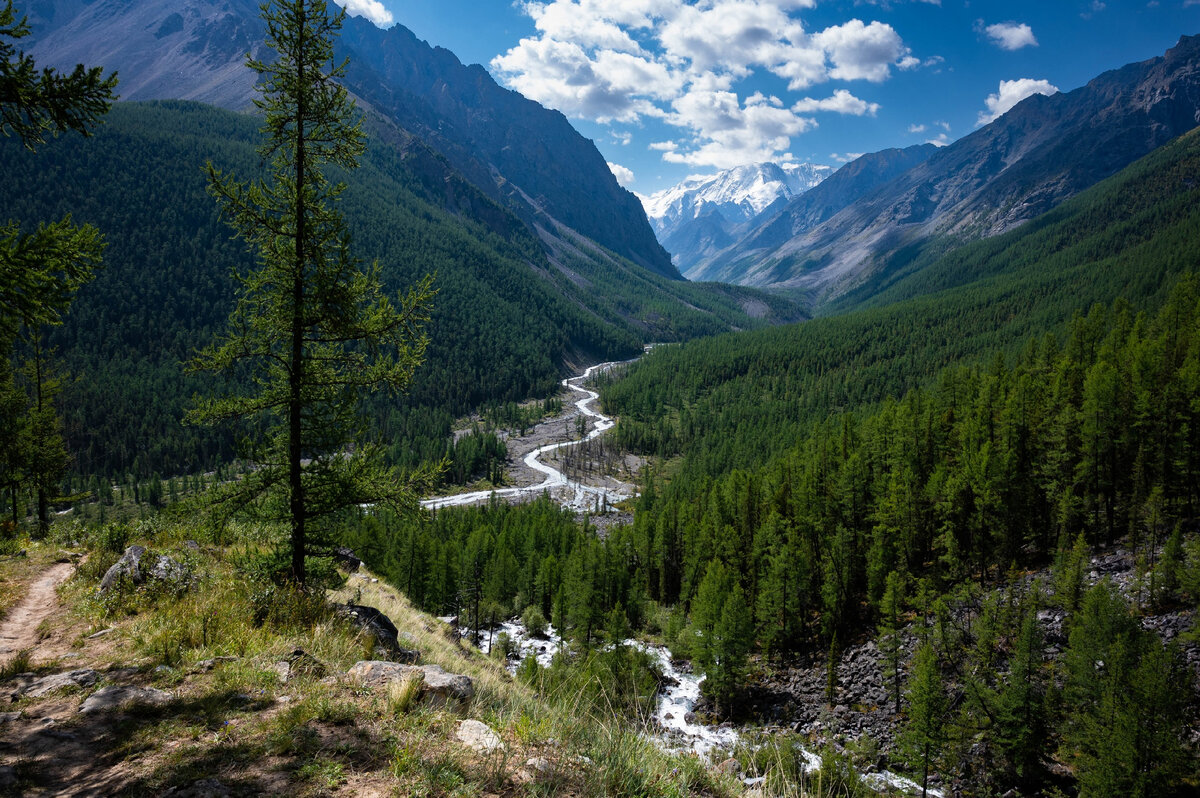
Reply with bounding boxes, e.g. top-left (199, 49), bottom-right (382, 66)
top-left (900, 640), bottom-right (947, 798)
top-left (187, 0), bottom-right (434, 585)
top-left (878, 570), bottom-right (906, 716)
top-left (0, 0), bottom-right (114, 335)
